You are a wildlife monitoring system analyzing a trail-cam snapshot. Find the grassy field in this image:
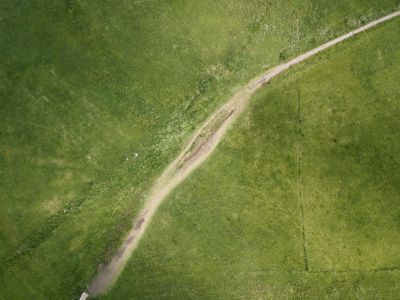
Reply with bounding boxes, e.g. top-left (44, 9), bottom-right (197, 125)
top-left (0, 0), bottom-right (399, 298)
top-left (101, 17), bottom-right (400, 299)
